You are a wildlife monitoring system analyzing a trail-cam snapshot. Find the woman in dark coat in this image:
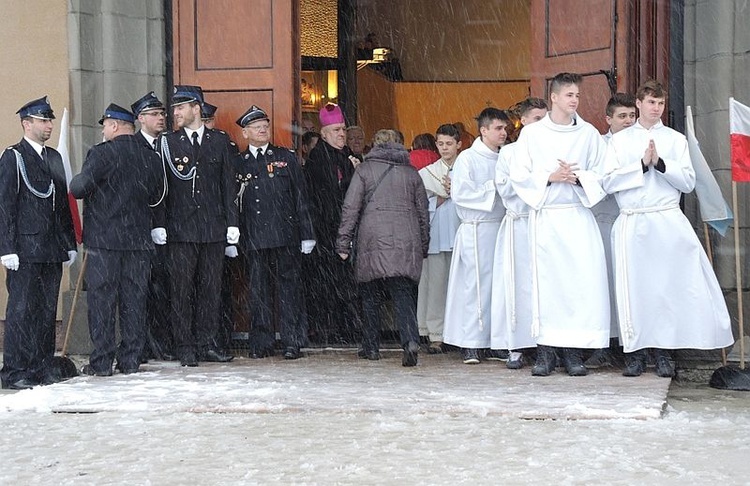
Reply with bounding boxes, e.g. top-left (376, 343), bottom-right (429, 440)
top-left (336, 130), bottom-right (430, 366)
